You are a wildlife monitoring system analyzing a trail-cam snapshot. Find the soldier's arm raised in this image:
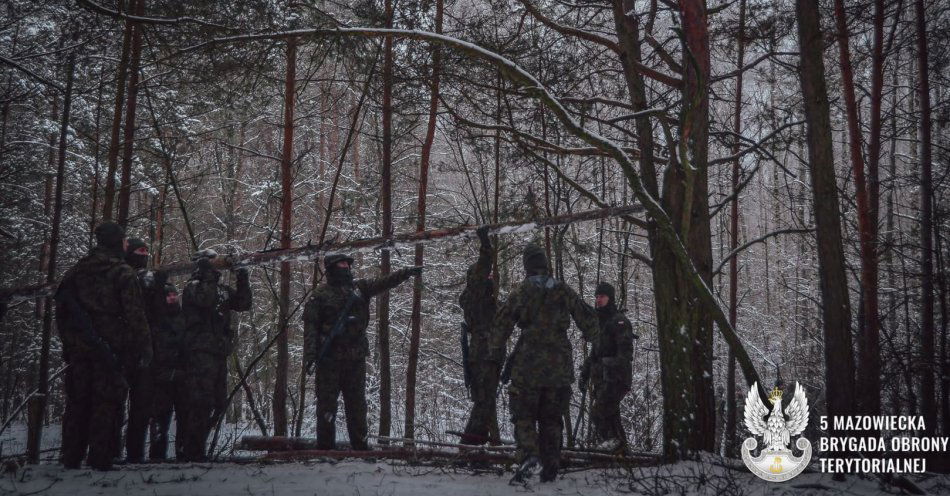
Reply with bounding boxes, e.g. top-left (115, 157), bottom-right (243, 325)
top-left (183, 273), bottom-right (218, 308)
top-left (359, 266), bottom-right (420, 298)
top-left (567, 285), bottom-right (599, 342)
